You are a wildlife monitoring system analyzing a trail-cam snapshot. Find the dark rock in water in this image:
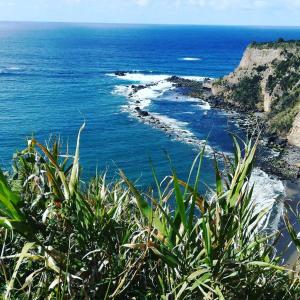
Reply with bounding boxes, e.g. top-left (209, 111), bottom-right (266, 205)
top-left (168, 75), bottom-right (181, 82)
top-left (135, 107), bottom-right (149, 117)
top-left (131, 84), bottom-right (146, 93)
top-left (115, 71), bottom-right (126, 76)
top-left (136, 100), bottom-right (141, 104)
top-left (167, 76), bottom-right (209, 100)
top-left (140, 111), bottom-right (149, 117)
